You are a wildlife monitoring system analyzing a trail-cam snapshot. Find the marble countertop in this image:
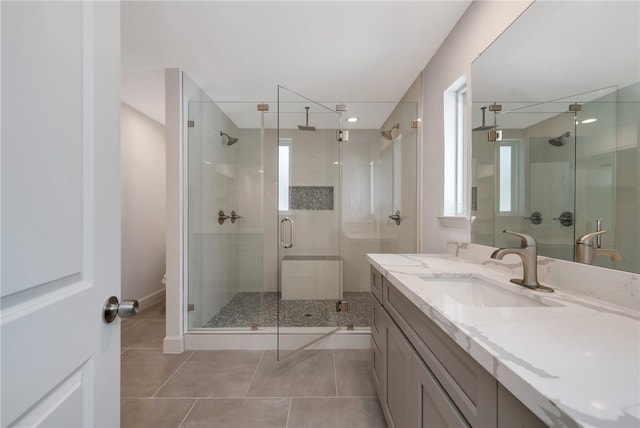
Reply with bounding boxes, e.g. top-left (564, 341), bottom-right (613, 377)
top-left (367, 253), bottom-right (640, 428)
